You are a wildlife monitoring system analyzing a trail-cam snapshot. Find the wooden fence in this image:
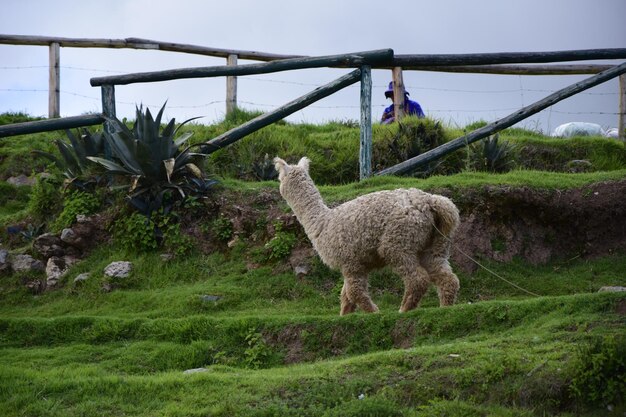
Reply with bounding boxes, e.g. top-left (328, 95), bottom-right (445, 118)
top-left (1, 35), bottom-right (625, 127)
top-left (1, 34), bottom-right (626, 179)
